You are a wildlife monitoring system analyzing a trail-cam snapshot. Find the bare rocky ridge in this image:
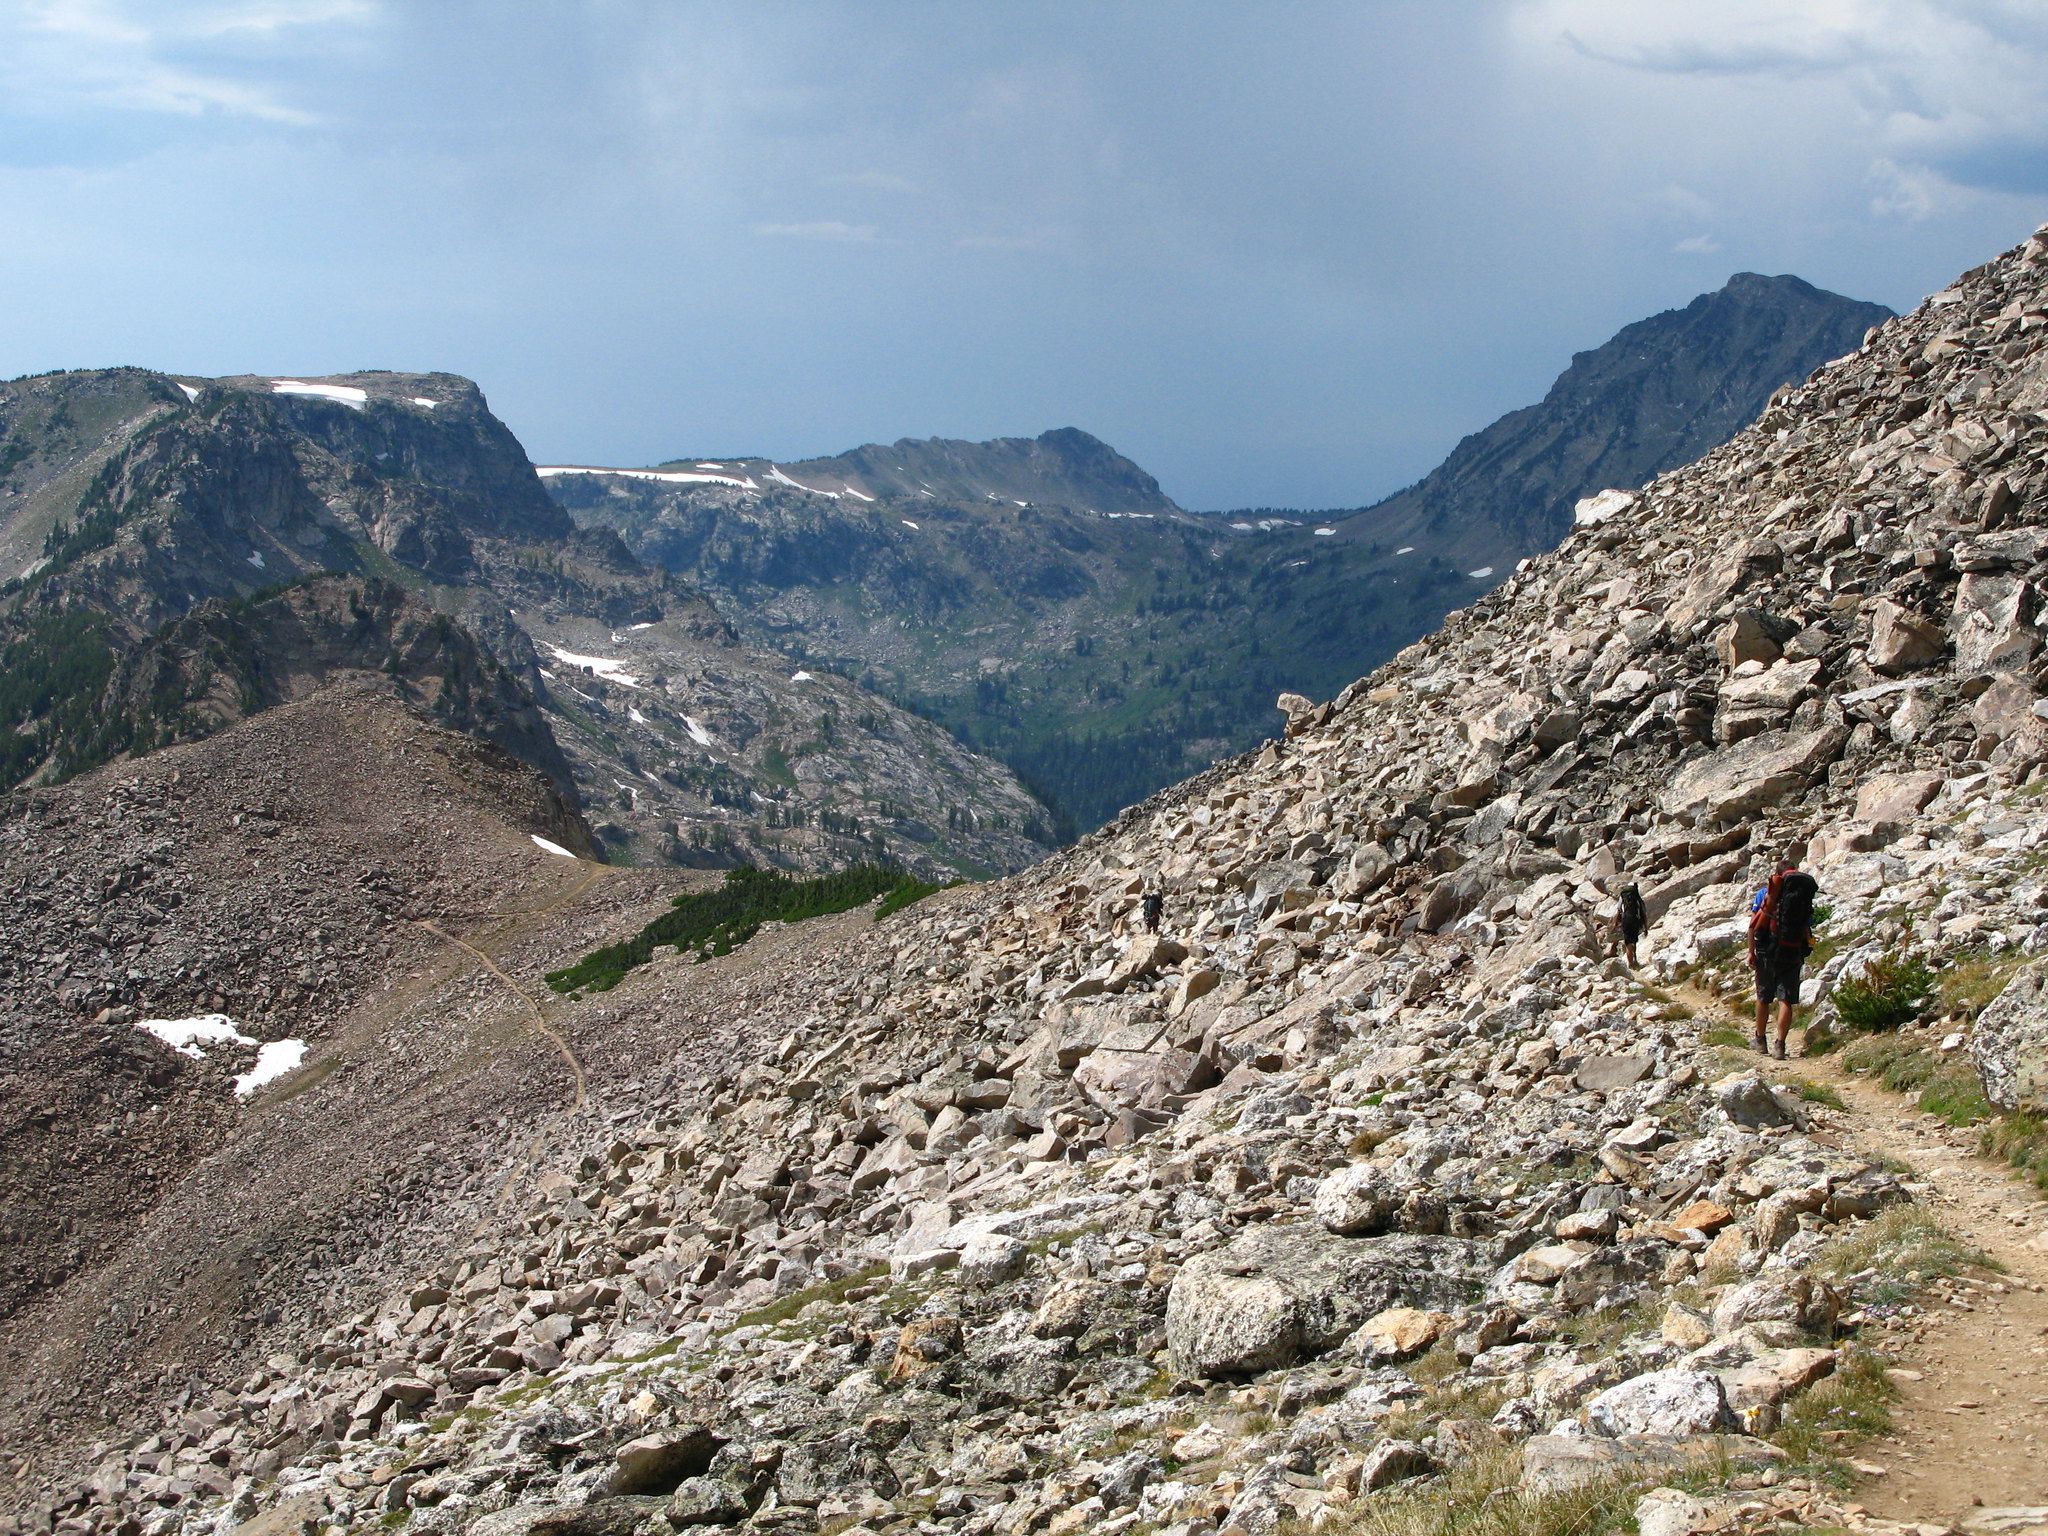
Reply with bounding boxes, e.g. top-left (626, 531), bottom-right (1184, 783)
top-left (0, 679), bottom-right (589, 1318)
top-left (11, 228), bottom-right (2048, 1536)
